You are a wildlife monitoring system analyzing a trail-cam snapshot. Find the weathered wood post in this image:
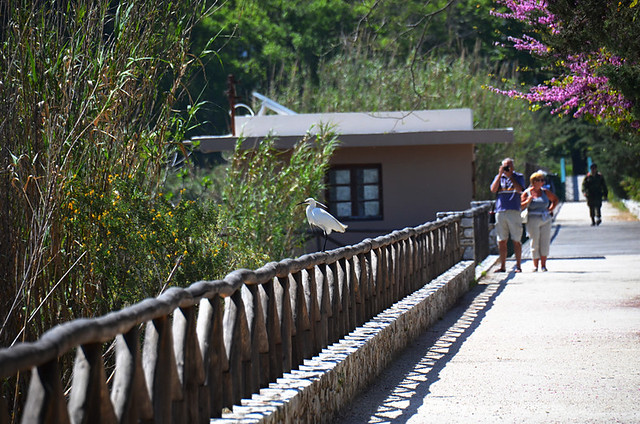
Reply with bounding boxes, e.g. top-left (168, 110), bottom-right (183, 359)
top-left (143, 315), bottom-right (183, 424)
top-left (68, 342), bottom-right (117, 424)
top-left (21, 360), bottom-right (70, 423)
top-left (172, 305), bottom-right (206, 423)
top-left (196, 294), bottom-right (224, 418)
top-left (263, 279), bottom-right (283, 383)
